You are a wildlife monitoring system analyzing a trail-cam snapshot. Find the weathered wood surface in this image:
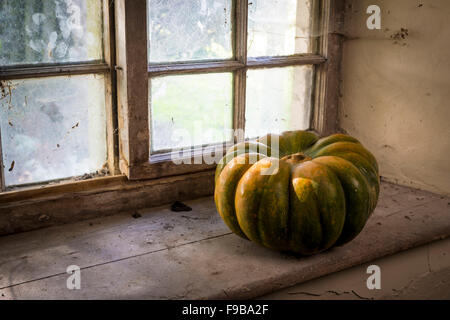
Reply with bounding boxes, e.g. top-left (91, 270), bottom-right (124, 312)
top-left (232, 0), bottom-right (248, 140)
top-left (0, 63), bottom-right (109, 80)
top-left (103, 0), bottom-right (120, 176)
top-left (312, 0), bottom-right (345, 135)
top-left (0, 182), bottom-right (448, 299)
top-left (148, 60), bottom-right (244, 76)
top-left (115, 0), bottom-right (149, 174)
top-left (246, 55), bottom-right (326, 68)
top-left (0, 171), bottom-right (215, 236)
